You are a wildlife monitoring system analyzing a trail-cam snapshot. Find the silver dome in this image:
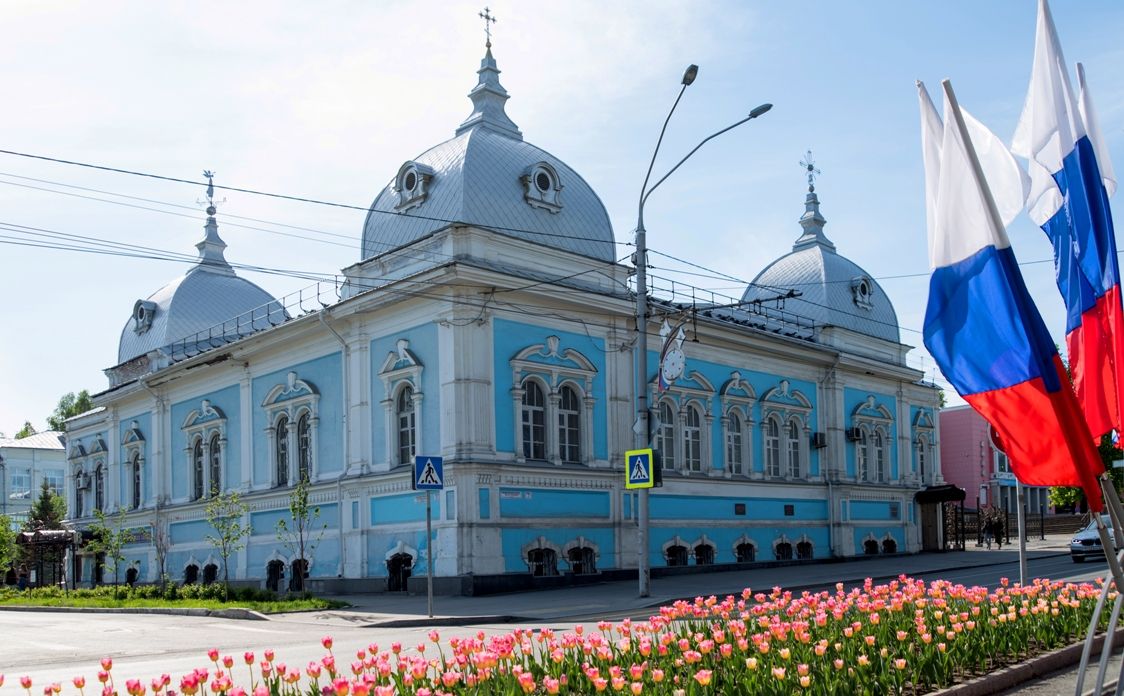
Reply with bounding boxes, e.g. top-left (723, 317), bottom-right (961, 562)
top-left (360, 47), bottom-right (615, 263)
top-left (742, 190), bottom-right (900, 343)
top-left (117, 216), bottom-right (284, 364)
